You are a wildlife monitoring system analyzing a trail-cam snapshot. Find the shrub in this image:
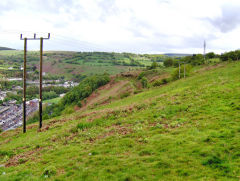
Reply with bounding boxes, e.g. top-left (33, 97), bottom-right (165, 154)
top-left (141, 77), bottom-right (148, 88)
top-left (137, 72), bottom-right (145, 80)
top-left (42, 91), bottom-right (58, 101)
top-left (153, 78), bottom-right (169, 87)
top-left (134, 90), bottom-right (143, 94)
top-left (77, 101), bottom-right (82, 108)
top-left (149, 62), bottom-right (158, 69)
